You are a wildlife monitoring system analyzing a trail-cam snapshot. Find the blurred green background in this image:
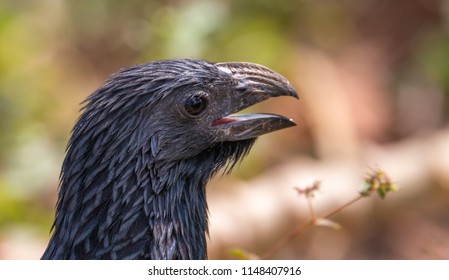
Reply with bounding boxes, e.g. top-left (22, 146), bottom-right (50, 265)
top-left (1, 0), bottom-right (449, 259)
